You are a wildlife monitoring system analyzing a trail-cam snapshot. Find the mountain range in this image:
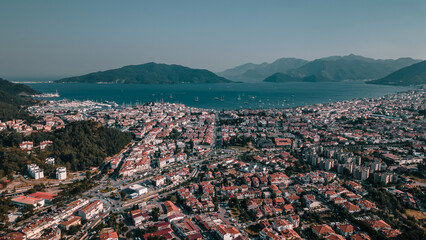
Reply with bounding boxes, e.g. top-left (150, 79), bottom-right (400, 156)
top-left (217, 58), bottom-right (308, 80)
top-left (53, 55), bottom-right (425, 86)
top-left (55, 62), bottom-right (232, 84)
top-left (367, 60), bottom-right (426, 86)
top-left (218, 54), bottom-right (422, 83)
